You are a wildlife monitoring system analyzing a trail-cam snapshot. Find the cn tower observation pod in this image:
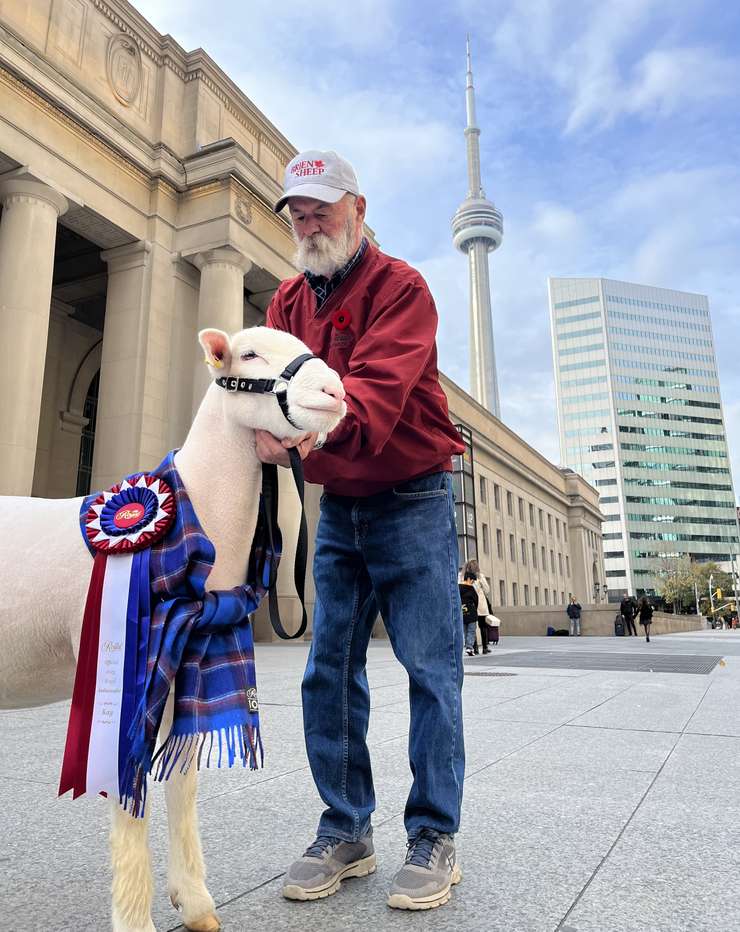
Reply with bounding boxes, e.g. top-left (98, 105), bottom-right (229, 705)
top-left (452, 196), bottom-right (504, 253)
